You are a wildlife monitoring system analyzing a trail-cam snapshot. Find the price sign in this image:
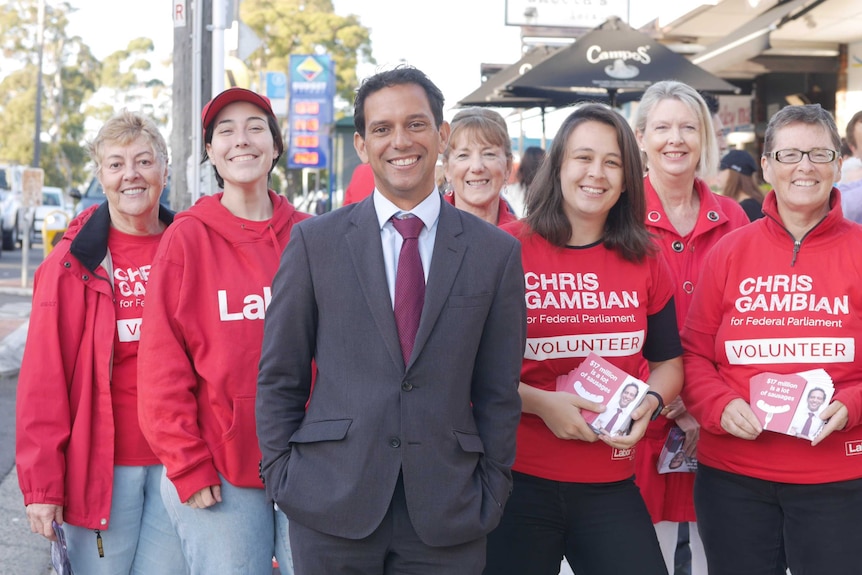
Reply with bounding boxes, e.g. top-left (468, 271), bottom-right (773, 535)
top-left (287, 55), bottom-right (334, 169)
